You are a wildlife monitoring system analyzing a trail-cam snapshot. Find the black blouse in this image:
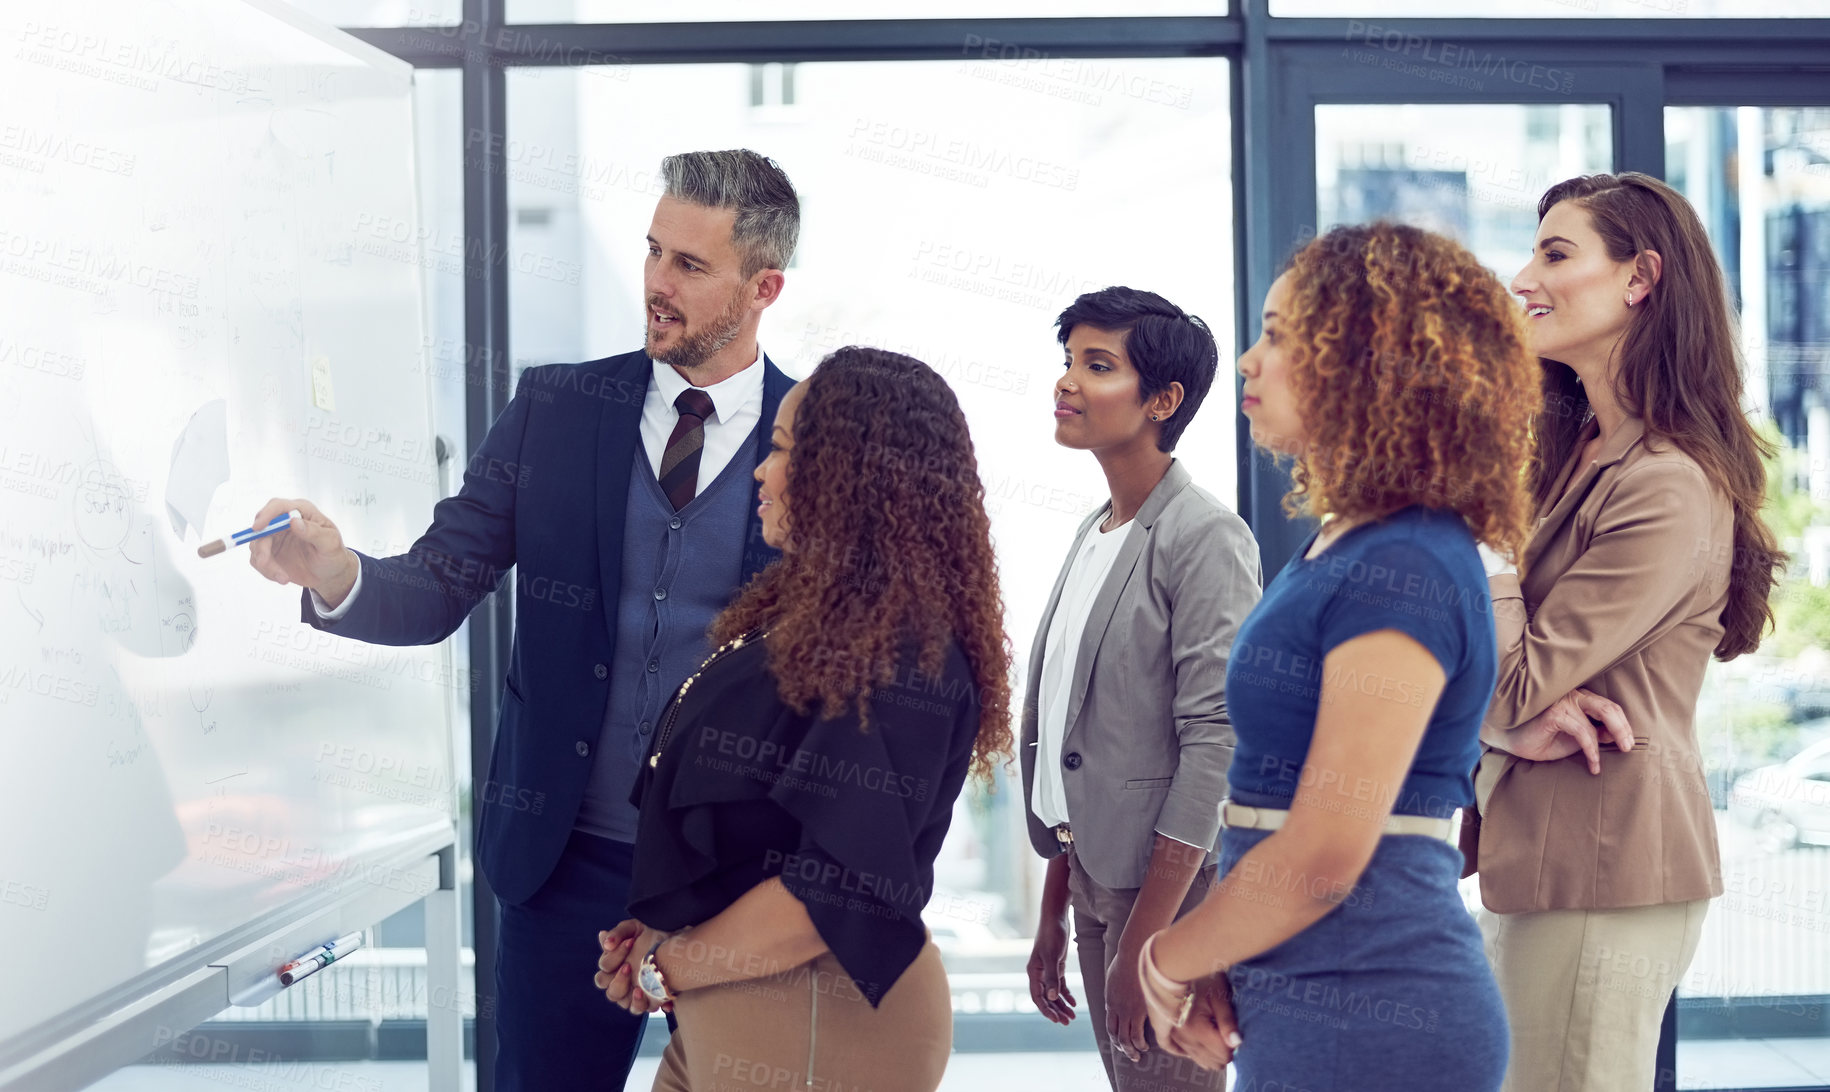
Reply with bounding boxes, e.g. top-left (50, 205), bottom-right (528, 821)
top-left (627, 632), bottom-right (982, 1007)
